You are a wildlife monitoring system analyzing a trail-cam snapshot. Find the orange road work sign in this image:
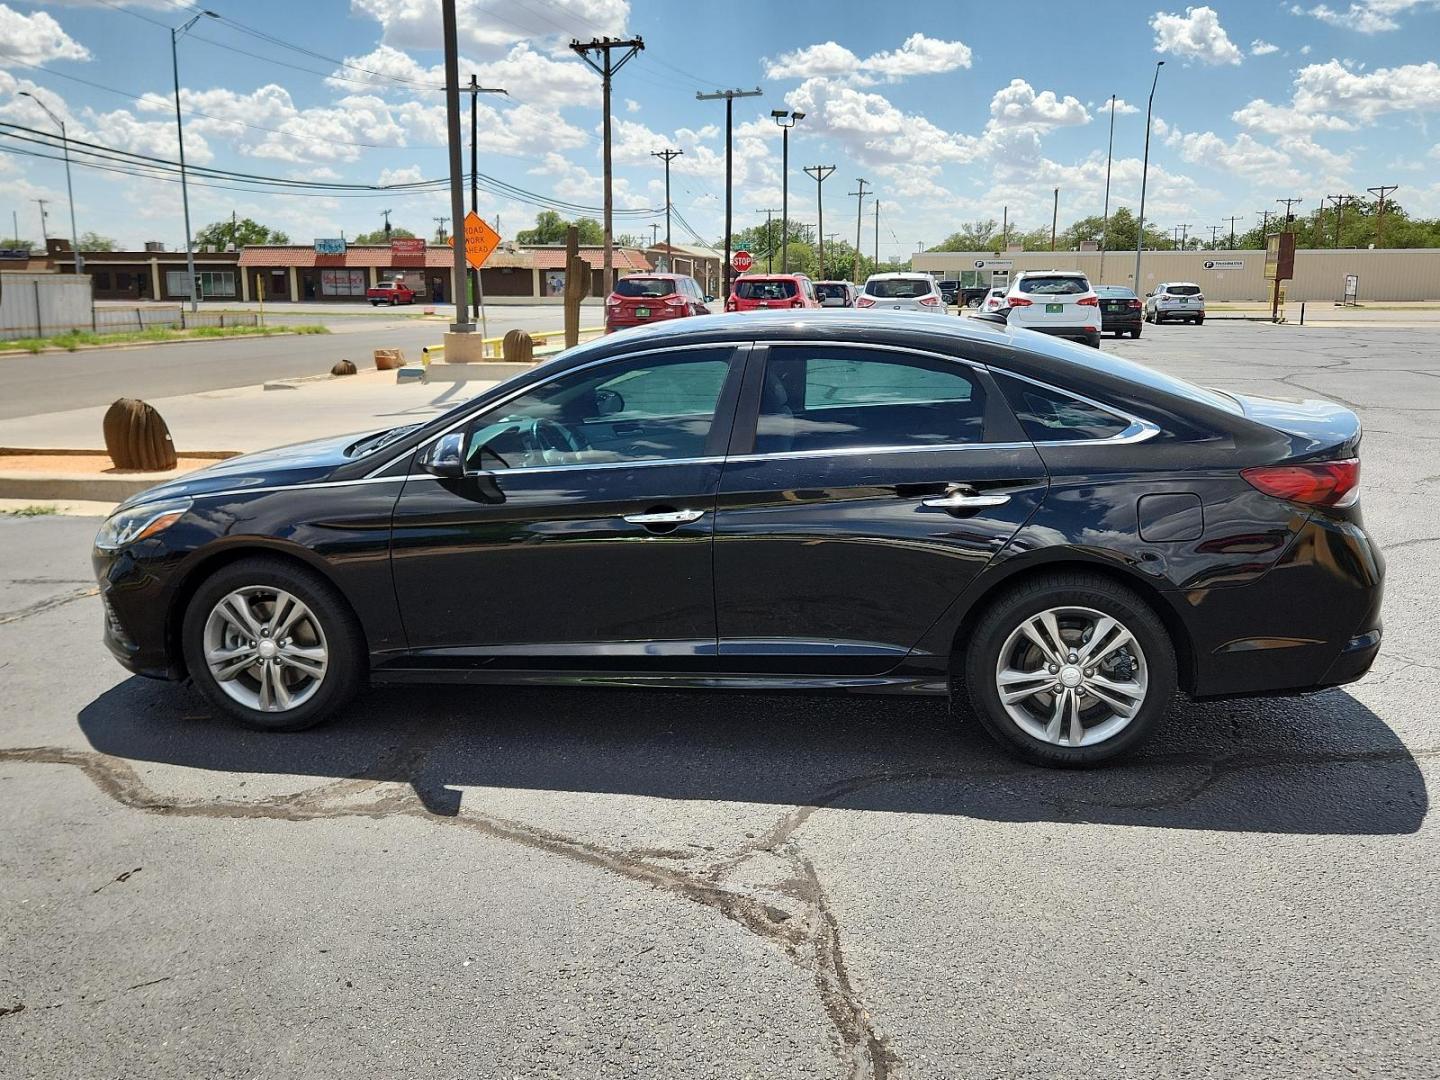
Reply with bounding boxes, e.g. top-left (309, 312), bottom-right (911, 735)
top-left (451, 211), bottom-right (501, 270)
